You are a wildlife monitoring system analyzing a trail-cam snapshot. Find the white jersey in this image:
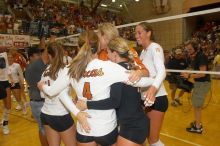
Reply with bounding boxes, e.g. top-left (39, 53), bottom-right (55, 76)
top-left (8, 63), bottom-right (24, 84)
top-left (42, 59), bottom-right (154, 137)
top-left (40, 66), bottom-right (79, 116)
top-left (140, 42), bottom-right (167, 97)
top-left (0, 52), bottom-right (10, 81)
